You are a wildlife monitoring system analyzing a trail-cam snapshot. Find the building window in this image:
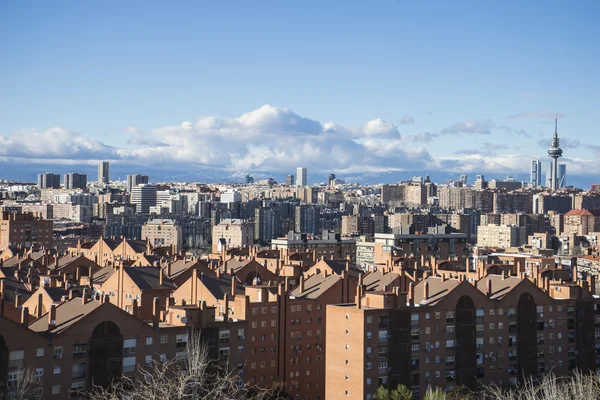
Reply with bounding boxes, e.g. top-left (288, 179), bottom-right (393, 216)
top-left (36, 348), bottom-right (44, 357)
top-left (123, 338), bottom-right (137, 355)
top-left (160, 335), bottom-right (168, 344)
top-left (123, 356), bottom-right (136, 374)
top-left (367, 316), bottom-right (373, 324)
top-left (54, 346), bottom-right (63, 359)
top-left (53, 366), bottom-right (61, 375)
top-left (145, 355), bottom-right (153, 365)
top-left (52, 385), bottom-right (60, 395)
top-left (146, 336), bottom-right (153, 345)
